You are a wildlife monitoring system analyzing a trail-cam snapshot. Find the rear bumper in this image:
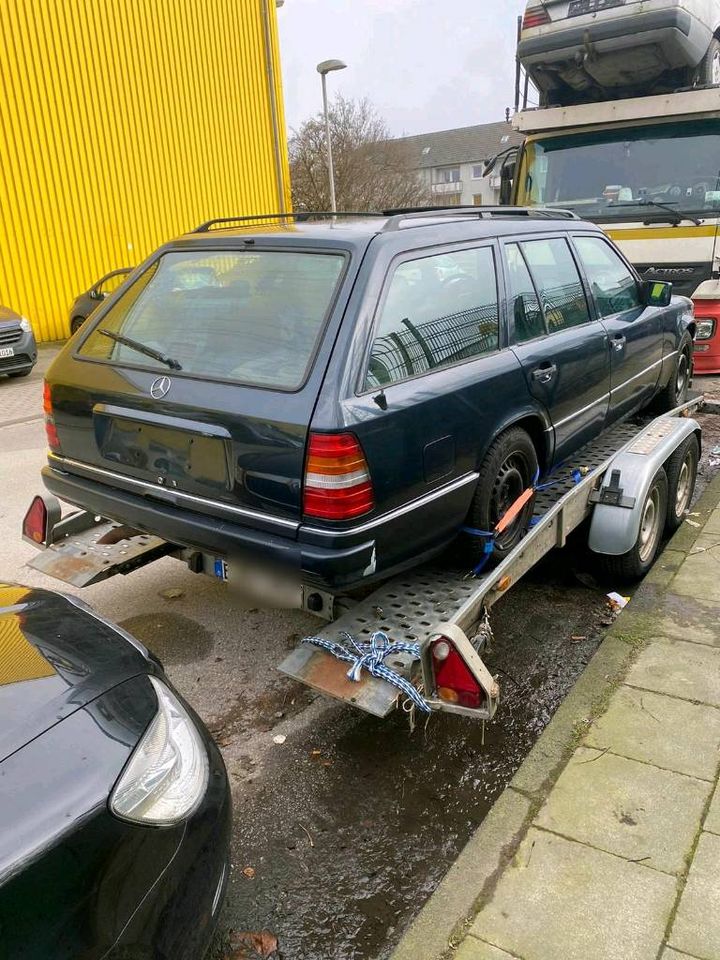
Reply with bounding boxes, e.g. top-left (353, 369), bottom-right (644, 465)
top-left (519, 9), bottom-right (700, 66)
top-left (41, 461), bottom-right (477, 591)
